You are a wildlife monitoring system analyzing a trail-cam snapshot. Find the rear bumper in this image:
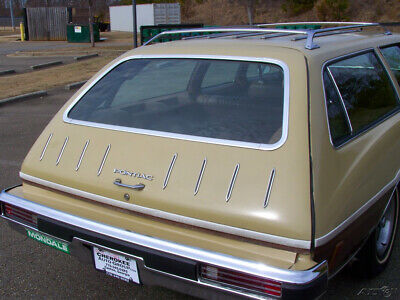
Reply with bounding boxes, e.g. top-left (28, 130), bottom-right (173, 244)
top-left (0, 186), bottom-right (328, 299)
